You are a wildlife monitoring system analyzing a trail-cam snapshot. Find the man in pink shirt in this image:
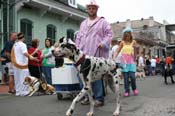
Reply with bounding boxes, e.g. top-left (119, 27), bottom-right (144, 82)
top-left (75, 0), bottom-right (113, 107)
